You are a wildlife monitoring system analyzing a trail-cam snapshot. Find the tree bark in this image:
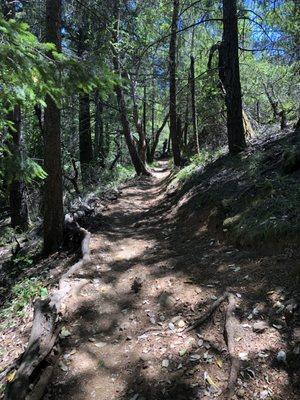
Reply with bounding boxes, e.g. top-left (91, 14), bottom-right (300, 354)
top-left (43, 0), bottom-right (64, 254)
top-left (77, 24), bottom-right (93, 175)
top-left (112, 0), bottom-right (149, 176)
top-left (7, 106), bottom-right (29, 231)
top-left (141, 85), bottom-right (147, 164)
top-left (169, 0), bottom-right (182, 166)
top-left (190, 55), bottom-right (200, 153)
top-left (222, 0), bottom-right (246, 154)
top-left (129, 76), bottom-right (147, 166)
top-left (148, 113), bottom-right (169, 163)
top-left (94, 90), bottom-right (105, 165)
top-left (79, 92), bottom-right (93, 173)
top-left (263, 83), bottom-right (288, 130)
